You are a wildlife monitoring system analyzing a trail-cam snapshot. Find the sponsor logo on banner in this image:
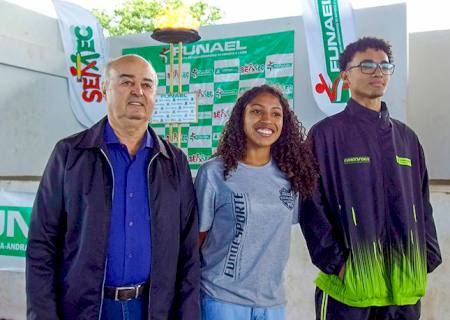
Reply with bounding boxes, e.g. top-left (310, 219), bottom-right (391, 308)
top-left (188, 153), bottom-right (210, 163)
top-left (240, 63), bottom-right (265, 75)
top-left (190, 133), bottom-right (211, 141)
top-left (215, 66), bottom-right (240, 75)
top-left (215, 87), bottom-right (238, 100)
top-left (165, 63), bottom-right (191, 85)
top-left (265, 54), bottom-right (294, 78)
top-left (69, 26), bottom-right (103, 103)
top-left (190, 83), bottom-right (214, 105)
top-left (214, 59), bottom-right (240, 82)
top-left (191, 68), bottom-right (213, 79)
top-left (212, 103), bottom-right (233, 126)
top-left (188, 149), bottom-right (211, 165)
top-left (302, 0), bottom-right (356, 115)
top-left (188, 126), bottom-right (212, 148)
top-left (0, 206), bottom-right (31, 257)
top-left (215, 88), bottom-right (238, 100)
top-left (53, 0), bottom-right (108, 127)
